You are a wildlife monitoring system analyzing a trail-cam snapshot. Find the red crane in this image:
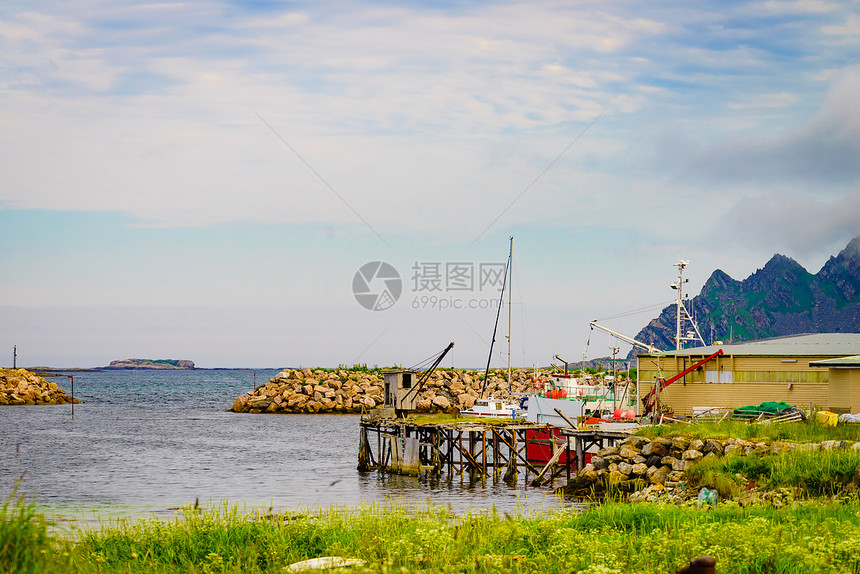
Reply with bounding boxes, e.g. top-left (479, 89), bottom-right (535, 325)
top-left (642, 349), bottom-right (724, 414)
